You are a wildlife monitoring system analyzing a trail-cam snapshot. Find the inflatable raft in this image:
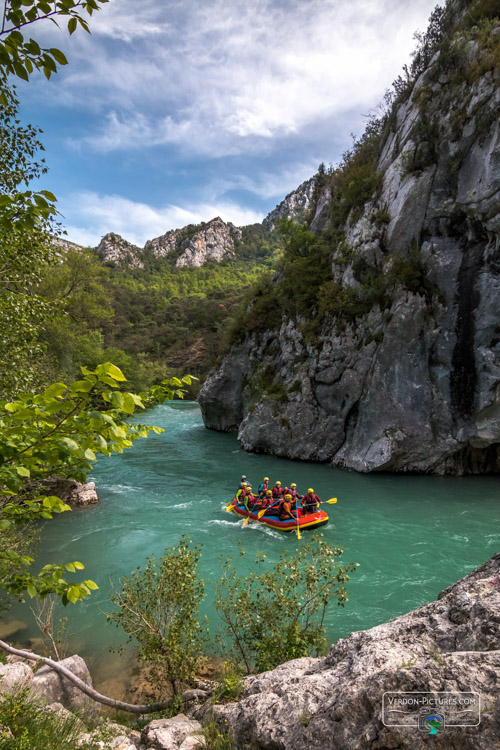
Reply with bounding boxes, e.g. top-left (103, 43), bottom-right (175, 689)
top-left (228, 501), bottom-right (329, 532)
